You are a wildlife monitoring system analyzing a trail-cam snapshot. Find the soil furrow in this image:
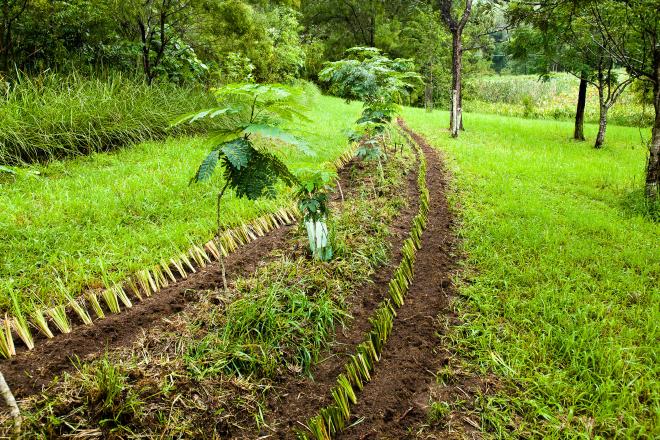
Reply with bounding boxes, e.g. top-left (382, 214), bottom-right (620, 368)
top-left (2, 154), bottom-right (365, 399)
top-left (334, 122), bottom-right (459, 439)
top-left (263, 149), bottom-right (421, 437)
top-left (3, 223), bottom-right (294, 397)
